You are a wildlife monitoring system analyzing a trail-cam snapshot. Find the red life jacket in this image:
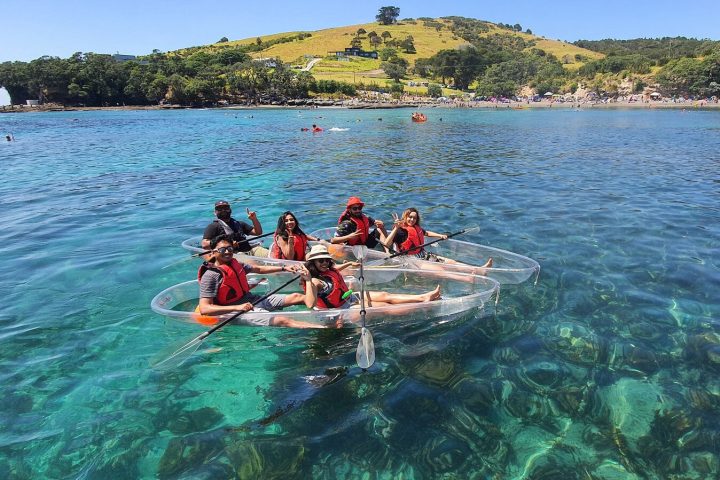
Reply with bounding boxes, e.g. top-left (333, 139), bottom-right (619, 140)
top-left (338, 213), bottom-right (371, 246)
top-left (270, 233), bottom-right (308, 260)
top-left (198, 259), bottom-right (251, 305)
top-left (399, 225), bottom-right (425, 255)
top-left (303, 269), bottom-right (349, 309)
